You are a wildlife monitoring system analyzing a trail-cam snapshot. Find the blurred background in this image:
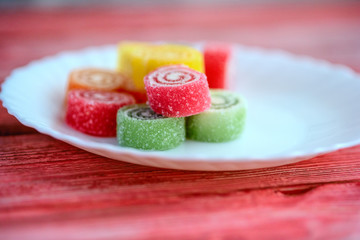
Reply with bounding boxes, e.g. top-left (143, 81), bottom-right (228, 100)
top-left (0, 0), bottom-right (359, 80)
top-left (0, 0), bottom-right (357, 8)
